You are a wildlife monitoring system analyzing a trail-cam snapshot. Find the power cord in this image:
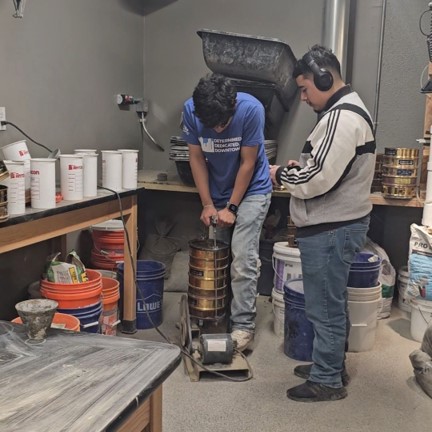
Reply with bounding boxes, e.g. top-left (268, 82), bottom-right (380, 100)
top-left (0, 120), bottom-right (54, 154)
top-left (97, 185), bottom-right (253, 382)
